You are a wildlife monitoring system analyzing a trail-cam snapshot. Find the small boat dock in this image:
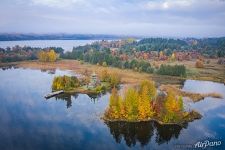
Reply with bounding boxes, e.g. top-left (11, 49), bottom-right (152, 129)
top-left (45, 90), bottom-right (64, 99)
